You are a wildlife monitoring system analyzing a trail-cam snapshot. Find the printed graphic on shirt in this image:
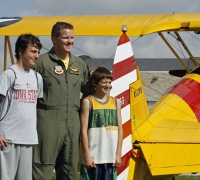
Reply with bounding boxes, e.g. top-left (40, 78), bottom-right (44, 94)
top-left (13, 89), bottom-right (38, 104)
top-left (89, 109), bottom-right (118, 128)
top-left (106, 126), bottom-right (118, 130)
